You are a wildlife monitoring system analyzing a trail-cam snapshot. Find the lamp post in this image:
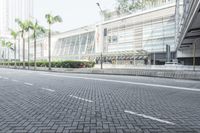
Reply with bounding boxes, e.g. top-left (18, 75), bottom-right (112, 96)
top-left (96, 3), bottom-right (104, 69)
top-left (96, 3), bottom-right (103, 13)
